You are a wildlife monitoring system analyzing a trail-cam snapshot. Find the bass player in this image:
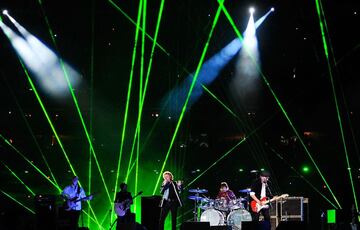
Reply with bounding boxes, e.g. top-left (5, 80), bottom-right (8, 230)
top-left (114, 182), bottom-right (134, 226)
